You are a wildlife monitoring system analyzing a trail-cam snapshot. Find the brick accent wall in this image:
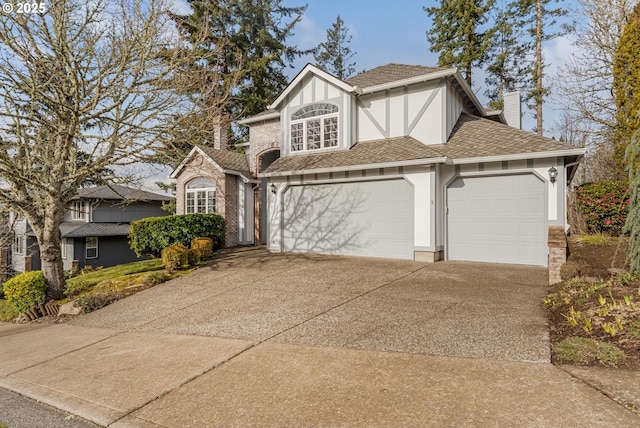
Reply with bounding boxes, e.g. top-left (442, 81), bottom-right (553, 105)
top-left (548, 226), bottom-right (567, 285)
top-left (0, 247), bottom-right (7, 282)
top-left (225, 175), bottom-right (239, 247)
top-left (247, 118), bottom-right (281, 174)
top-left (175, 155), bottom-right (240, 247)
